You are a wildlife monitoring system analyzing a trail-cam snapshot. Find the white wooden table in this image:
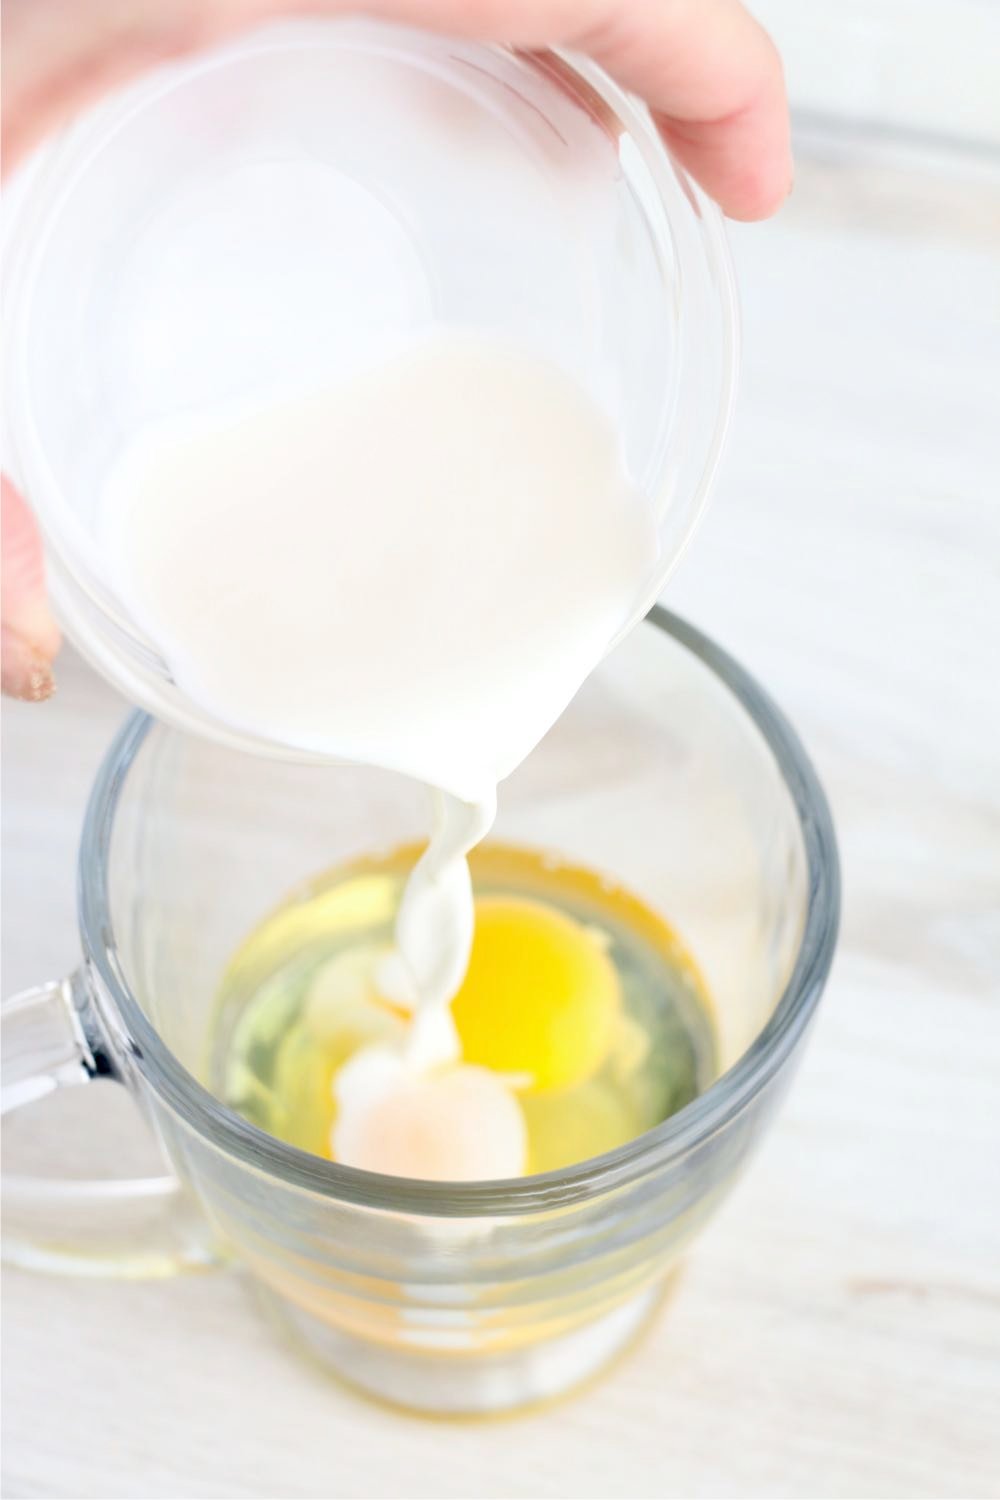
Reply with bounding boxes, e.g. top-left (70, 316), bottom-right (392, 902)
top-left (3, 138), bottom-right (999, 1500)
